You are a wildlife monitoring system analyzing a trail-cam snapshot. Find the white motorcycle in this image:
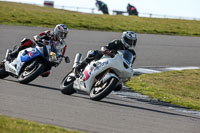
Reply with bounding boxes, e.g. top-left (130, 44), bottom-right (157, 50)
top-left (60, 50), bottom-right (135, 101)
